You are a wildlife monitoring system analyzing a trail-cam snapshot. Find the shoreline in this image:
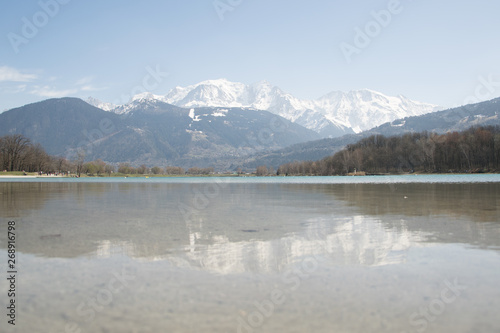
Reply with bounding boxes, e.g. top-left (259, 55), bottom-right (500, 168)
top-left (1, 173), bottom-right (500, 179)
